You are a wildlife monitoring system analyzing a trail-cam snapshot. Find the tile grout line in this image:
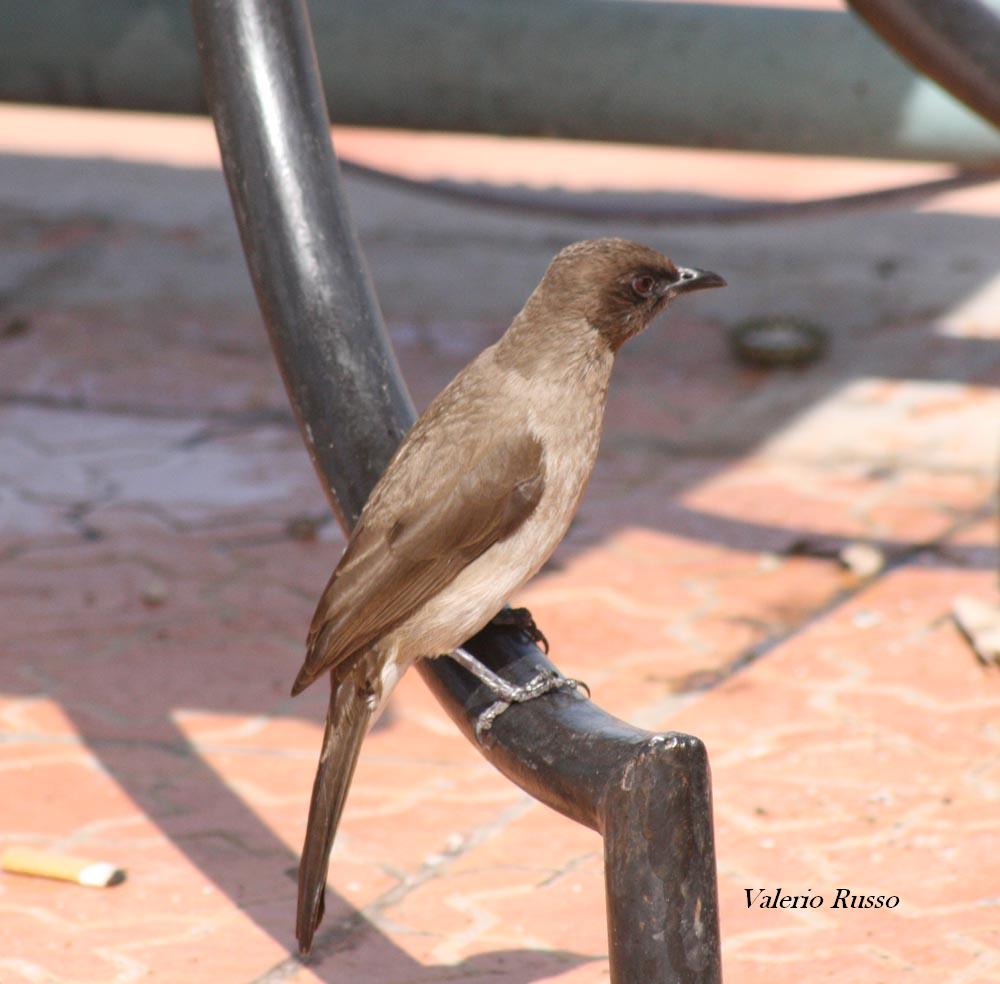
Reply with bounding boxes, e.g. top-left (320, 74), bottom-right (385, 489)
top-left (248, 797), bottom-right (536, 984)
top-left (0, 389), bottom-right (295, 425)
top-left (629, 496), bottom-right (997, 729)
top-left (246, 499), bottom-right (993, 980)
